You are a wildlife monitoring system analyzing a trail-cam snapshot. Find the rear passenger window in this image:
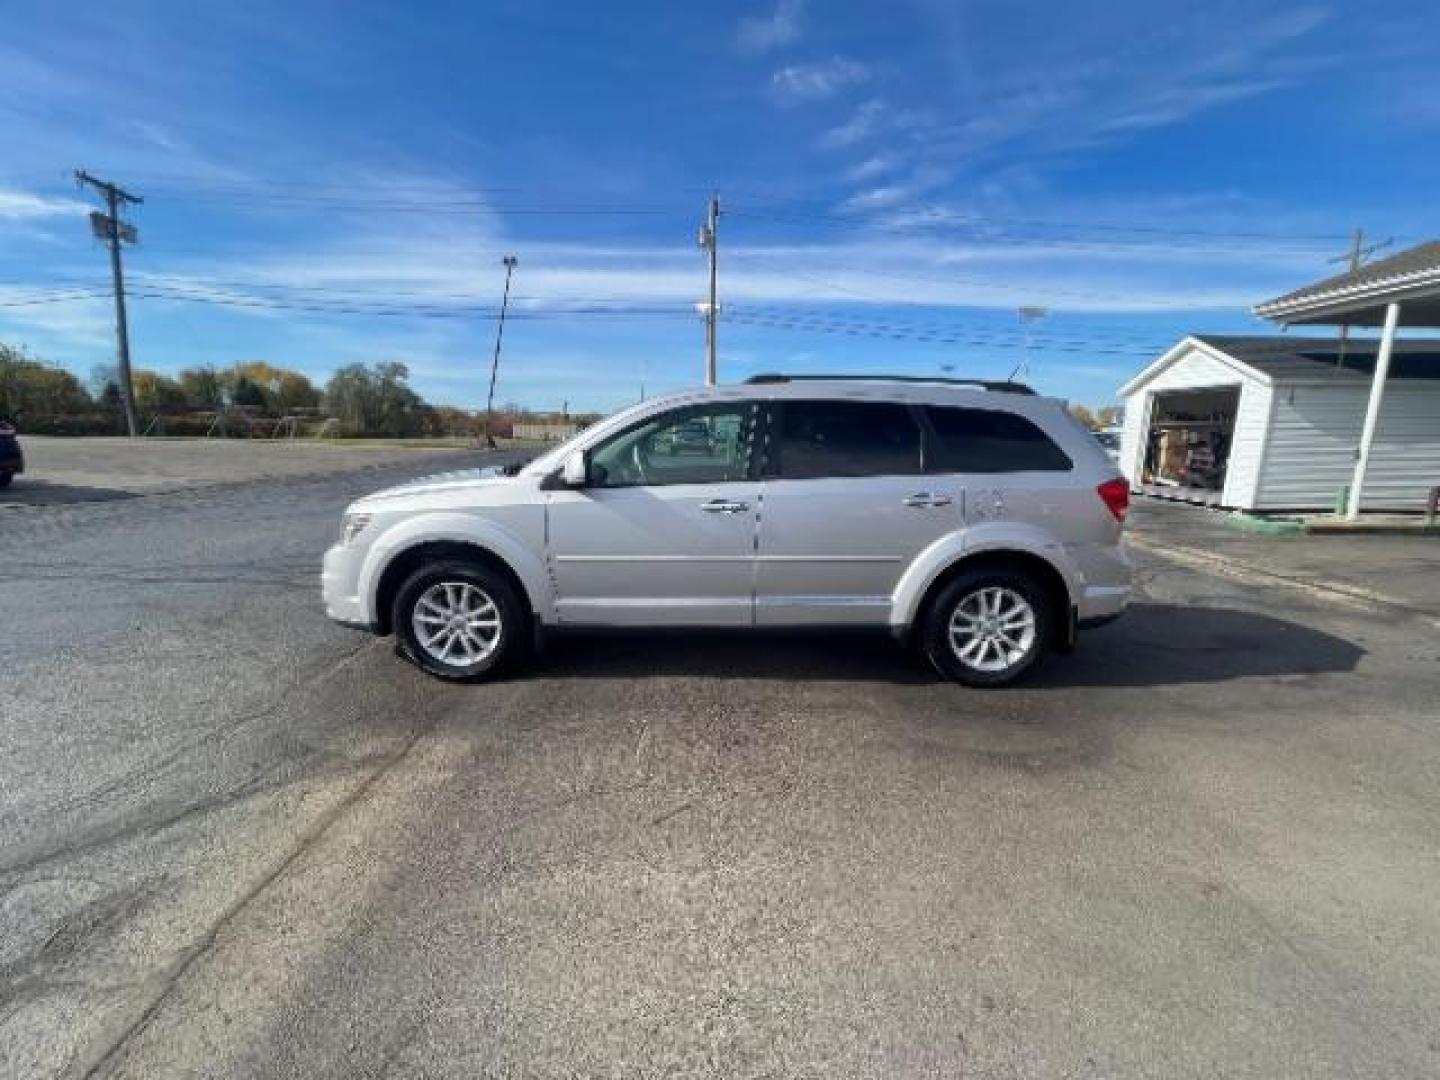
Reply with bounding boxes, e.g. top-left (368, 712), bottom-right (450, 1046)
top-left (777, 401), bottom-right (922, 479)
top-left (924, 406), bottom-right (1072, 472)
